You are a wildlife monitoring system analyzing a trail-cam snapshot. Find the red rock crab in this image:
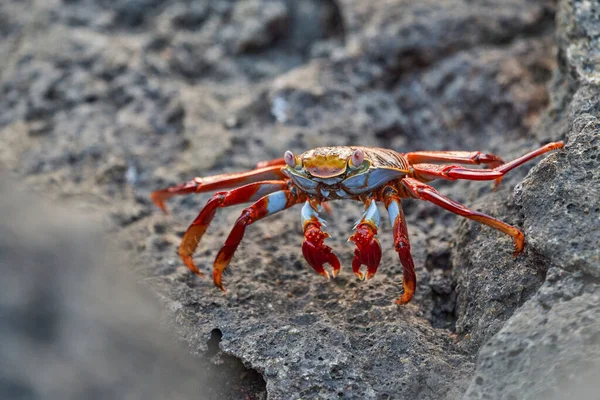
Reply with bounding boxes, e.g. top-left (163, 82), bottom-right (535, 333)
top-left (152, 142), bottom-right (564, 304)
